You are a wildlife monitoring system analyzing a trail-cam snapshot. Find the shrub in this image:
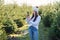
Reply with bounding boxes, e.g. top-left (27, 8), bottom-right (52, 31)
top-left (42, 13), bottom-right (53, 27)
top-left (48, 8), bottom-right (60, 40)
top-left (14, 19), bottom-right (23, 28)
top-left (55, 11), bottom-right (60, 40)
top-left (2, 19), bottom-right (14, 34)
top-left (0, 30), bottom-right (7, 40)
top-left (56, 11), bottom-right (60, 27)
